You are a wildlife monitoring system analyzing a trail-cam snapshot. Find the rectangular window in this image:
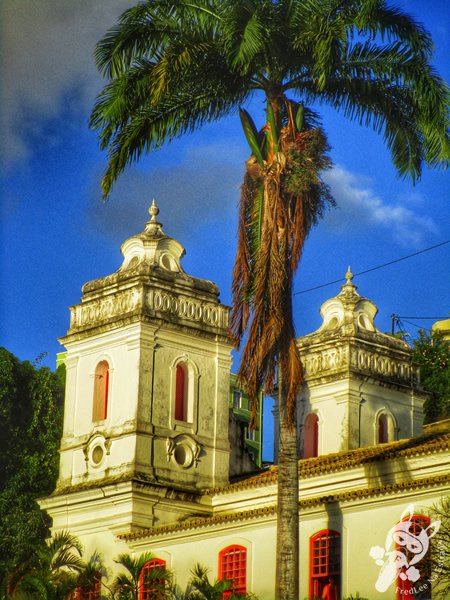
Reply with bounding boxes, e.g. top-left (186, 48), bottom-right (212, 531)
top-left (396, 516), bottom-right (432, 600)
top-left (139, 559), bottom-right (167, 600)
top-left (219, 545), bottom-right (247, 596)
top-left (310, 531), bottom-right (340, 599)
